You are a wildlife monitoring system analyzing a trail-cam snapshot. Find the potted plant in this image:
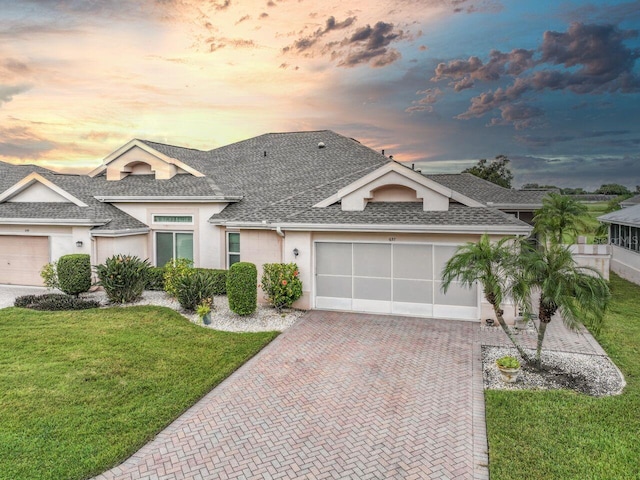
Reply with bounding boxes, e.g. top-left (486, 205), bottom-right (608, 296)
top-left (496, 355), bottom-right (521, 383)
top-left (196, 298), bottom-right (213, 325)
